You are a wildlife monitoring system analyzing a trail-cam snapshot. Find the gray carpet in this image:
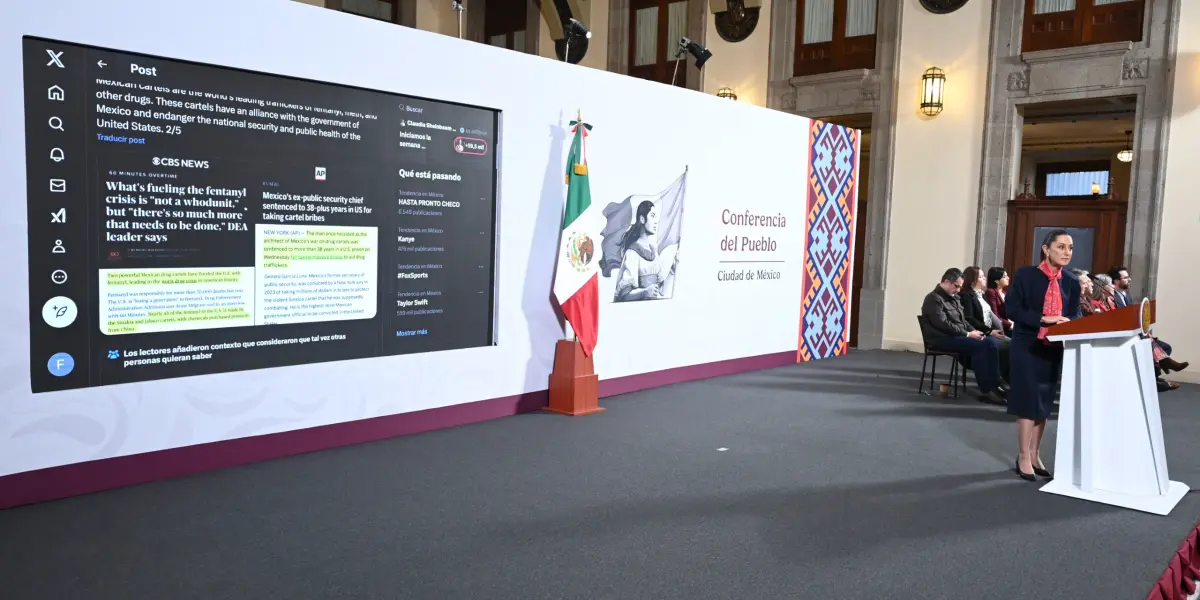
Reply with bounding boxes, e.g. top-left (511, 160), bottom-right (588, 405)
top-left (1, 350), bottom-right (1198, 599)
